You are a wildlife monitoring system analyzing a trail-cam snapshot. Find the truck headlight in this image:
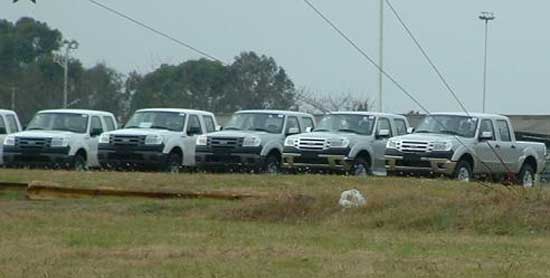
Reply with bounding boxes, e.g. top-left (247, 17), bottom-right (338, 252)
top-left (432, 141), bottom-right (453, 152)
top-left (3, 136), bottom-right (15, 146)
top-left (242, 136), bottom-right (261, 147)
top-left (145, 135), bottom-right (163, 145)
top-left (196, 135), bottom-right (208, 146)
top-left (386, 139), bottom-right (399, 149)
top-left (51, 137), bottom-right (69, 147)
top-left (284, 137), bottom-right (299, 147)
top-left (328, 137), bottom-right (349, 148)
top-left (99, 133), bottom-right (110, 144)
